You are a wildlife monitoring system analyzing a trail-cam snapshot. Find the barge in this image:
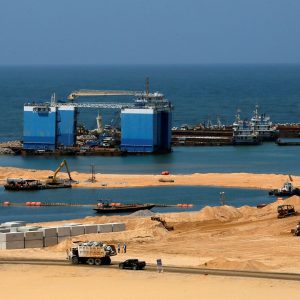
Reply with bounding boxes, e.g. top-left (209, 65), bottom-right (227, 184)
top-left (93, 202), bottom-right (155, 214)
